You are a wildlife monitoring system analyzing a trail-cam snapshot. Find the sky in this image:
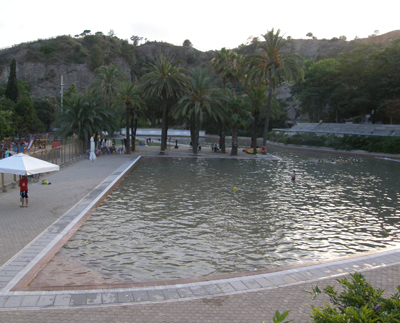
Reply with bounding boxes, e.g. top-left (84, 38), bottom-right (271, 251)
top-left (1, 0), bottom-right (399, 52)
